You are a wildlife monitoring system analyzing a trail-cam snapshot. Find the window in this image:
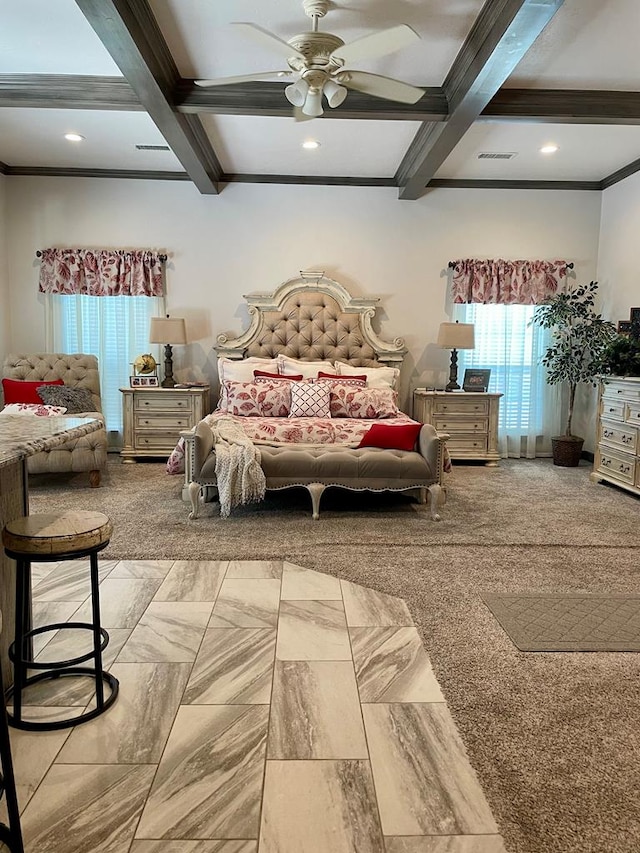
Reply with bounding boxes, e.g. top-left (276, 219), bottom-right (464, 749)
top-left (452, 302), bottom-right (560, 457)
top-left (46, 294), bottom-right (164, 439)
